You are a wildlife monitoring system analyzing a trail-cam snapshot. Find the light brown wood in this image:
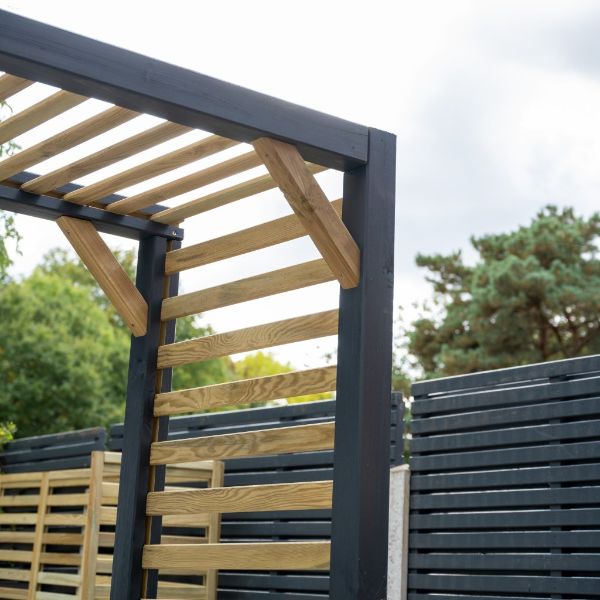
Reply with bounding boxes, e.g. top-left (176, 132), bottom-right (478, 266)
top-left (148, 480), bottom-right (333, 515)
top-left (22, 121), bottom-right (190, 195)
top-left (0, 107), bottom-right (137, 181)
top-left (151, 163), bottom-right (327, 225)
top-left (165, 198), bottom-right (342, 274)
top-left (81, 451), bottom-right (103, 598)
top-left (103, 150), bottom-right (262, 214)
top-left (0, 90), bottom-right (86, 145)
top-left (158, 310), bottom-right (338, 368)
top-left (205, 461), bottom-right (224, 600)
top-left (254, 137), bottom-right (360, 288)
top-left (143, 541), bottom-right (331, 571)
top-left (63, 134), bottom-right (238, 206)
top-left (154, 365), bottom-right (337, 416)
top-left (0, 74), bottom-right (33, 100)
top-left (161, 258), bottom-right (334, 321)
top-left (28, 472), bottom-right (49, 600)
top-left (151, 422), bottom-right (335, 465)
top-left (57, 216), bottom-right (148, 336)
